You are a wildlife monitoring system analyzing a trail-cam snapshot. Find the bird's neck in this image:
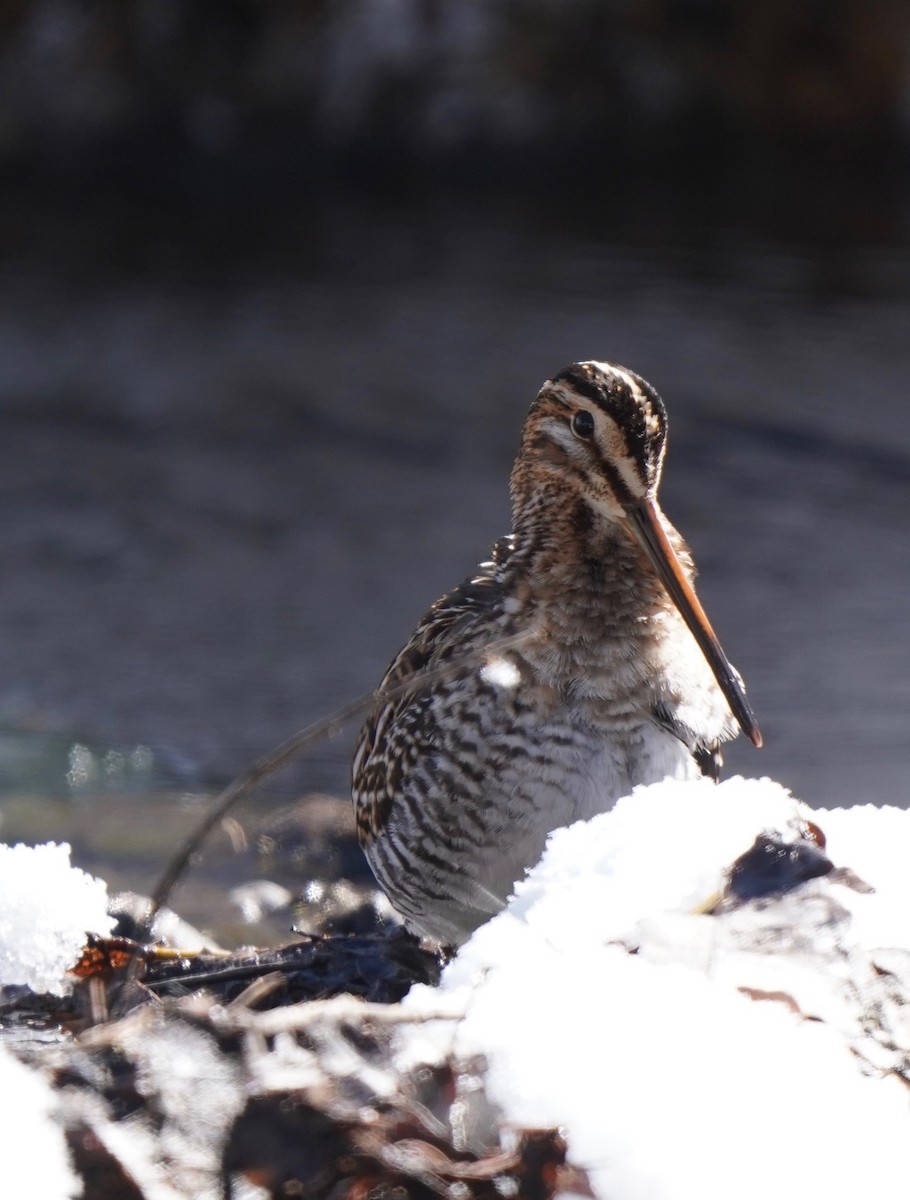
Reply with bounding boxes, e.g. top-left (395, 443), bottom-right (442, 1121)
top-left (503, 487), bottom-right (735, 746)
top-left (506, 493), bottom-right (677, 650)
